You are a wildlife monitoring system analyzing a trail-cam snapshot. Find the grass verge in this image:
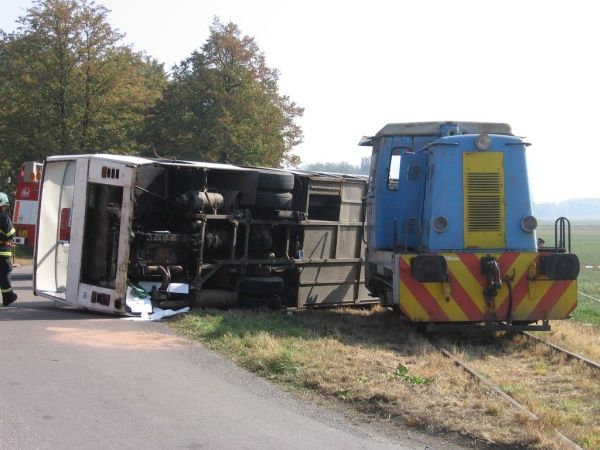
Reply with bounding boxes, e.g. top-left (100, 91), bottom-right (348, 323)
top-left (573, 294), bottom-right (600, 328)
top-left (173, 307), bottom-right (573, 449)
top-left (538, 224), bottom-right (600, 329)
top-left (462, 333), bottom-right (600, 449)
